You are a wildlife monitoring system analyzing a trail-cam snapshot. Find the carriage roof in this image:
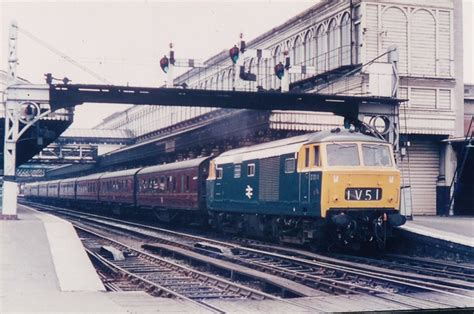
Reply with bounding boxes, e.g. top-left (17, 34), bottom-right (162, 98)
top-left (137, 156), bottom-right (210, 176)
